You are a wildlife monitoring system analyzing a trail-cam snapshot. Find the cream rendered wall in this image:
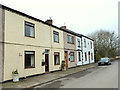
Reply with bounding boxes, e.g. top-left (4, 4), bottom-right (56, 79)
top-left (50, 27), bottom-right (64, 71)
top-left (5, 10), bottom-right (51, 47)
top-left (4, 10), bottom-right (53, 81)
top-left (51, 27), bottom-right (64, 49)
top-left (4, 44), bottom-right (50, 81)
top-left (50, 49), bottom-right (64, 71)
top-left (0, 6), bottom-right (4, 82)
top-left (4, 10), bottom-right (65, 81)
